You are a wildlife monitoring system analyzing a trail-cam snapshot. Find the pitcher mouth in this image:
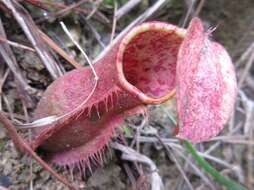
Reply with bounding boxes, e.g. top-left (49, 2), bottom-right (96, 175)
top-left (116, 22), bottom-right (186, 104)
